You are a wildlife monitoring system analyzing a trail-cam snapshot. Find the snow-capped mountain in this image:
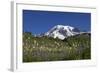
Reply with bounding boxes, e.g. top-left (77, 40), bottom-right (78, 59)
top-left (44, 25), bottom-right (80, 40)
